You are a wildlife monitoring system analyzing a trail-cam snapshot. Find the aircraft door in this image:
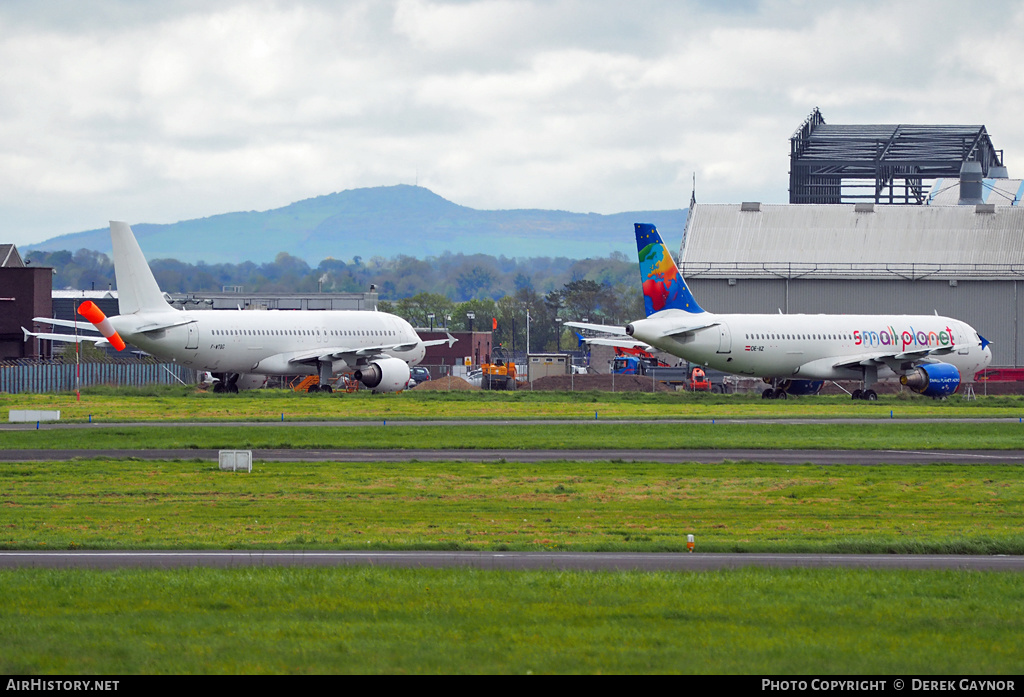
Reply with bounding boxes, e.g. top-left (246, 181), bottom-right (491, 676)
top-left (186, 322), bottom-right (199, 350)
top-left (954, 324), bottom-right (970, 355)
top-left (717, 323), bottom-right (732, 354)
